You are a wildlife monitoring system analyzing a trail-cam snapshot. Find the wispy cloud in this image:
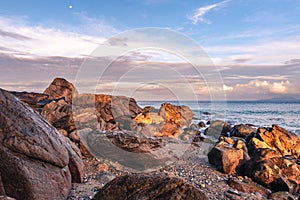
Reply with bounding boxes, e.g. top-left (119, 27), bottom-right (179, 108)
top-left (0, 15), bottom-right (112, 58)
top-left (189, 0), bottom-right (231, 24)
